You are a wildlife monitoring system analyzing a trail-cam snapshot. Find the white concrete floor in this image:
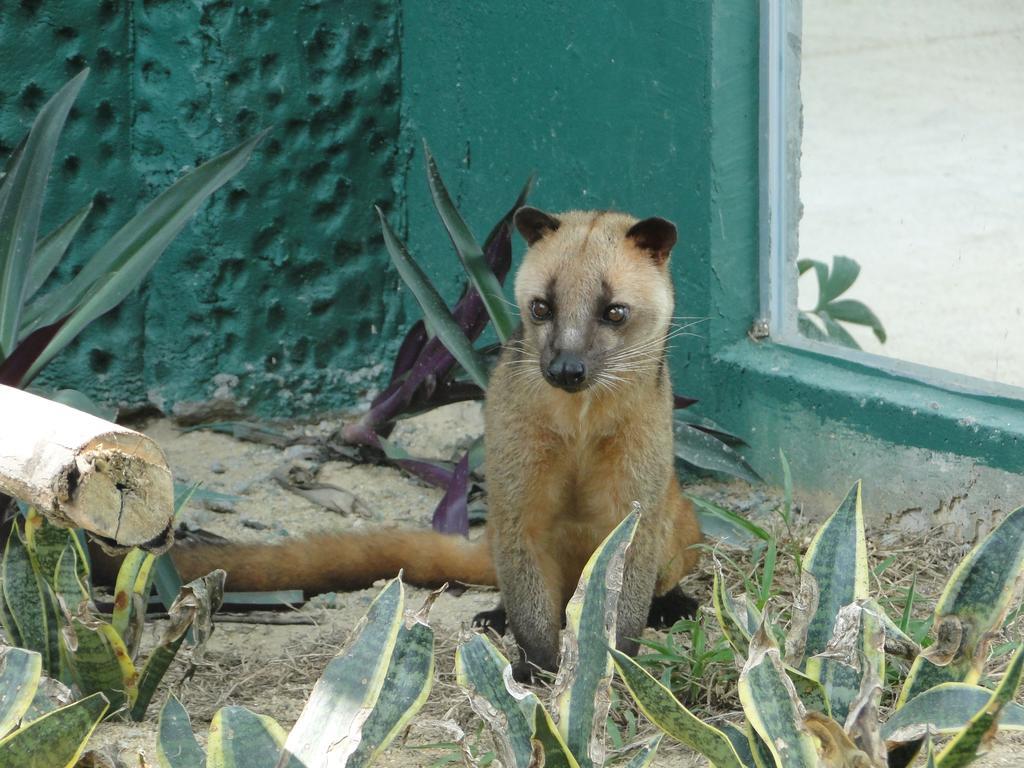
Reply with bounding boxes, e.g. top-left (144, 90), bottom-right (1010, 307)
top-left (799, 0), bottom-right (1024, 389)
